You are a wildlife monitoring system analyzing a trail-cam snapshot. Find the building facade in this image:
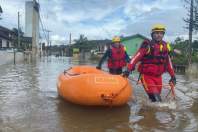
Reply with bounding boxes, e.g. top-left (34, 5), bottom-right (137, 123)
top-left (0, 26), bottom-right (14, 49)
top-left (121, 34), bottom-right (149, 56)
